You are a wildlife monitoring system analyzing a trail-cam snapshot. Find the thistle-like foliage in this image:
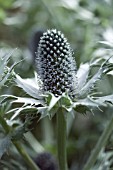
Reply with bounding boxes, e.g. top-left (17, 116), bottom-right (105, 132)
top-left (0, 49), bottom-right (19, 88)
top-left (35, 29), bottom-right (77, 98)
